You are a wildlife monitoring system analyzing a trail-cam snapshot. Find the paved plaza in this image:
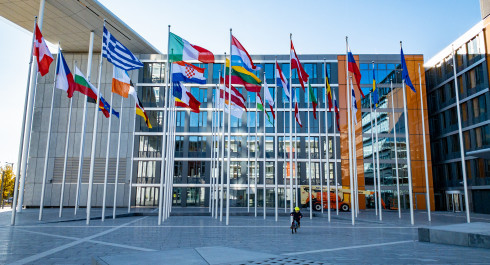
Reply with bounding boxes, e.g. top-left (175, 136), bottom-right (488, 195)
top-left (1, 208), bottom-right (490, 264)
